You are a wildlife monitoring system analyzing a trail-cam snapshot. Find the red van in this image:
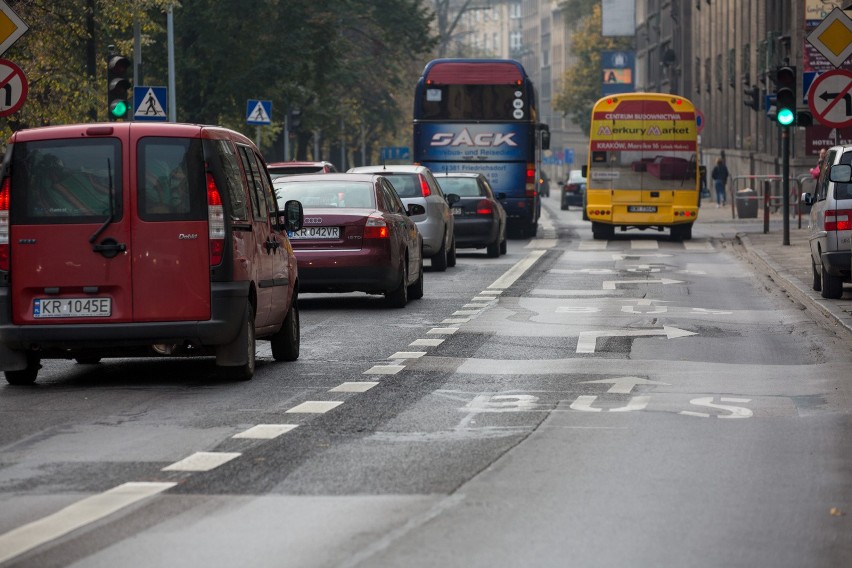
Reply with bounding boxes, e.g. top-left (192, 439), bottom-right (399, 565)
top-left (0, 122), bottom-right (304, 384)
